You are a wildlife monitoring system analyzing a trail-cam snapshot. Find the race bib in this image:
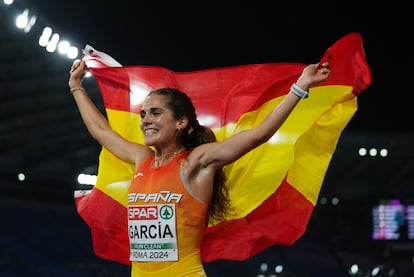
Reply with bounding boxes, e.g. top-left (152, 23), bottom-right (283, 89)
top-left (128, 204), bottom-right (178, 262)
